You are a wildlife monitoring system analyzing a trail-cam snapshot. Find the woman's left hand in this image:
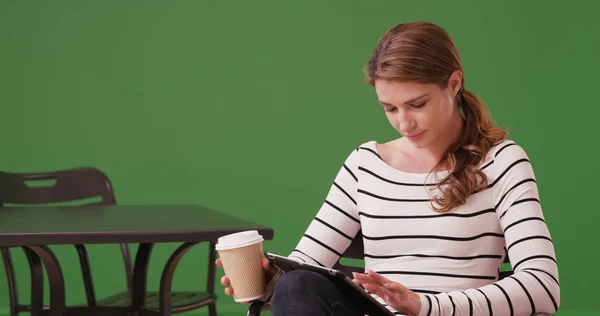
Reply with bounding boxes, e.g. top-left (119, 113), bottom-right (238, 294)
top-left (352, 270), bottom-right (422, 316)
